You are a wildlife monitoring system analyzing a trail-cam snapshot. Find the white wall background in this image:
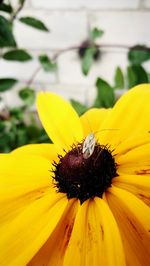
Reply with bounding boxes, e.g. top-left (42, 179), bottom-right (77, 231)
top-left (0, 0), bottom-right (150, 107)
